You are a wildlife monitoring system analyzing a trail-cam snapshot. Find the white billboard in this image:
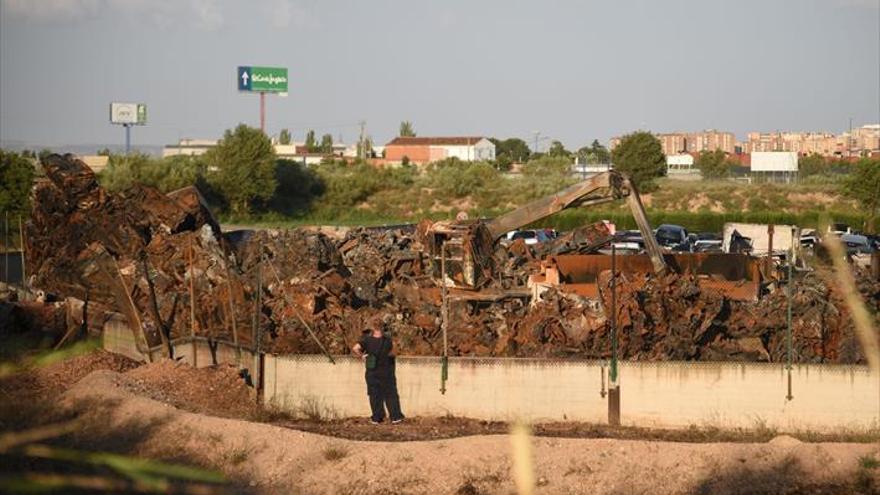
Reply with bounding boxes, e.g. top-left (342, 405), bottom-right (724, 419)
top-left (750, 152), bottom-right (797, 172)
top-left (110, 102), bottom-right (147, 125)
